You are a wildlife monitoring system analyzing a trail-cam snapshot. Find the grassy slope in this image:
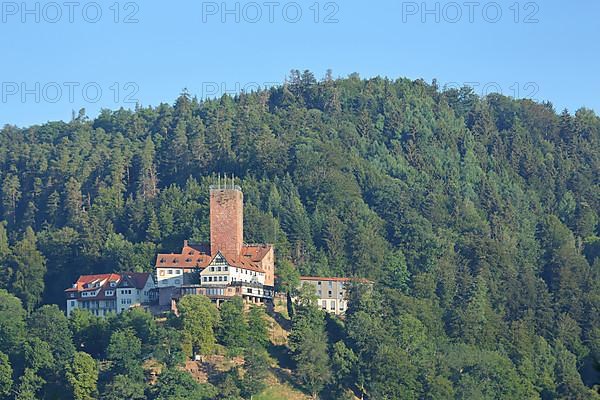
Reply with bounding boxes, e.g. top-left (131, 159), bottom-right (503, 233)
top-left (258, 299), bottom-right (311, 400)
